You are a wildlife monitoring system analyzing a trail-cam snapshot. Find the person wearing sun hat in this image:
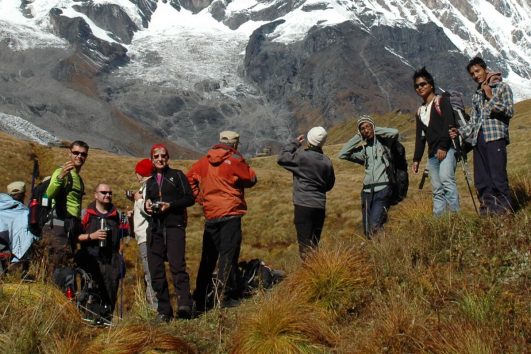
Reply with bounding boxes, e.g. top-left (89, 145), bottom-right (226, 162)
top-left (7, 181), bottom-right (26, 202)
top-left (277, 126), bottom-right (335, 258)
